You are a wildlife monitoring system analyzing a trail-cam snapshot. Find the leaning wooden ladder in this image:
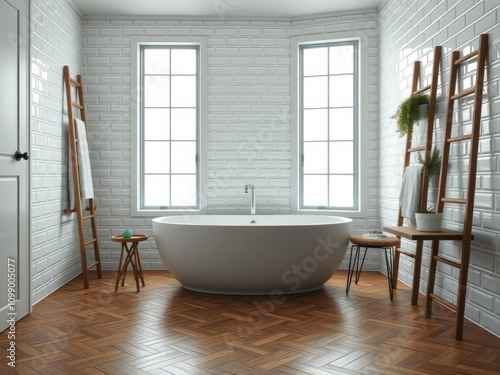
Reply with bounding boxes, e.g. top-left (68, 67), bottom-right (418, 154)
top-left (424, 34), bottom-right (488, 339)
top-left (391, 46), bottom-right (442, 306)
top-left (386, 34), bottom-right (488, 339)
top-left (63, 65), bottom-right (102, 289)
